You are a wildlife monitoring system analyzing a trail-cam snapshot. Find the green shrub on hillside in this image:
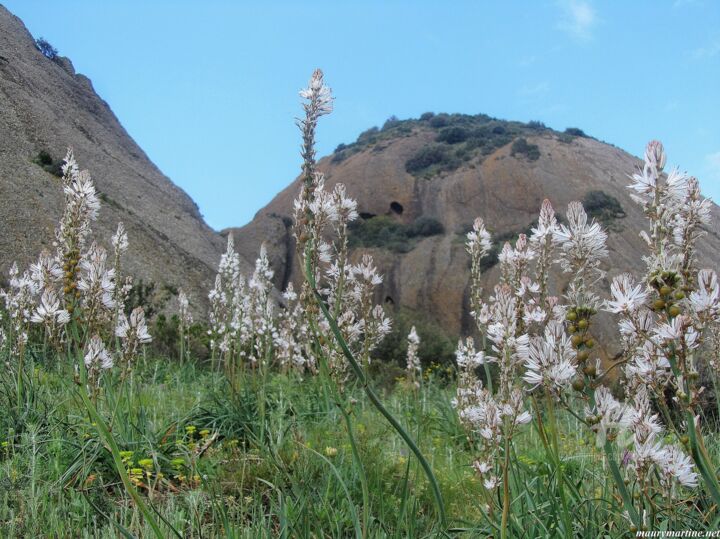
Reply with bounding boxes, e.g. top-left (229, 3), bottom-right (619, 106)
top-left (583, 190), bottom-right (625, 224)
top-left (348, 215), bottom-right (445, 252)
top-left (405, 145), bottom-right (460, 175)
top-left (371, 308), bottom-right (457, 370)
top-left (436, 126), bottom-right (469, 144)
top-left (35, 37), bottom-right (58, 60)
top-left (33, 150), bottom-right (64, 177)
top-left (564, 127), bottom-right (588, 137)
top-left (510, 137), bottom-right (541, 161)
